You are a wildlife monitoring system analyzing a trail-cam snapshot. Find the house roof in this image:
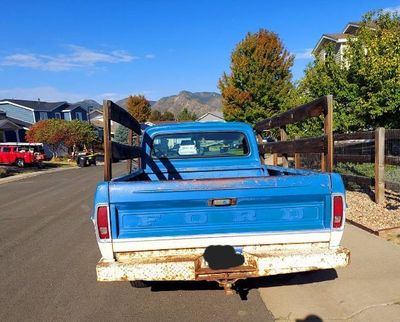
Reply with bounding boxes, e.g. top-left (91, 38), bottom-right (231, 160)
top-left (343, 21), bottom-right (376, 34)
top-left (0, 119), bottom-right (22, 131)
top-left (0, 99), bottom-right (67, 111)
top-left (196, 111), bottom-right (224, 121)
top-left (89, 108), bottom-right (102, 115)
top-left (313, 21), bottom-right (378, 55)
top-left (323, 33), bottom-right (352, 41)
top-left (312, 33), bottom-right (352, 55)
top-left (62, 103), bottom-right (85, 112)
